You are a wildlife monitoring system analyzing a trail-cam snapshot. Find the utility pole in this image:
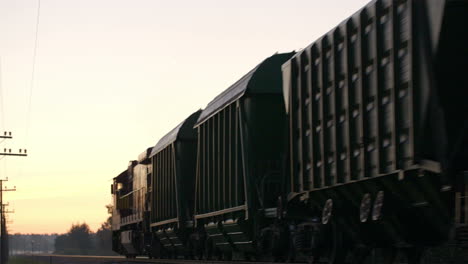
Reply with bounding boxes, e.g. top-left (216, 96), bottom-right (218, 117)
top-left (0, 179), bottom-right (15, 264)
top-left (0, 131), bottom-right (26, 264)
top-left (4, 214), bottom-right (13, 256)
